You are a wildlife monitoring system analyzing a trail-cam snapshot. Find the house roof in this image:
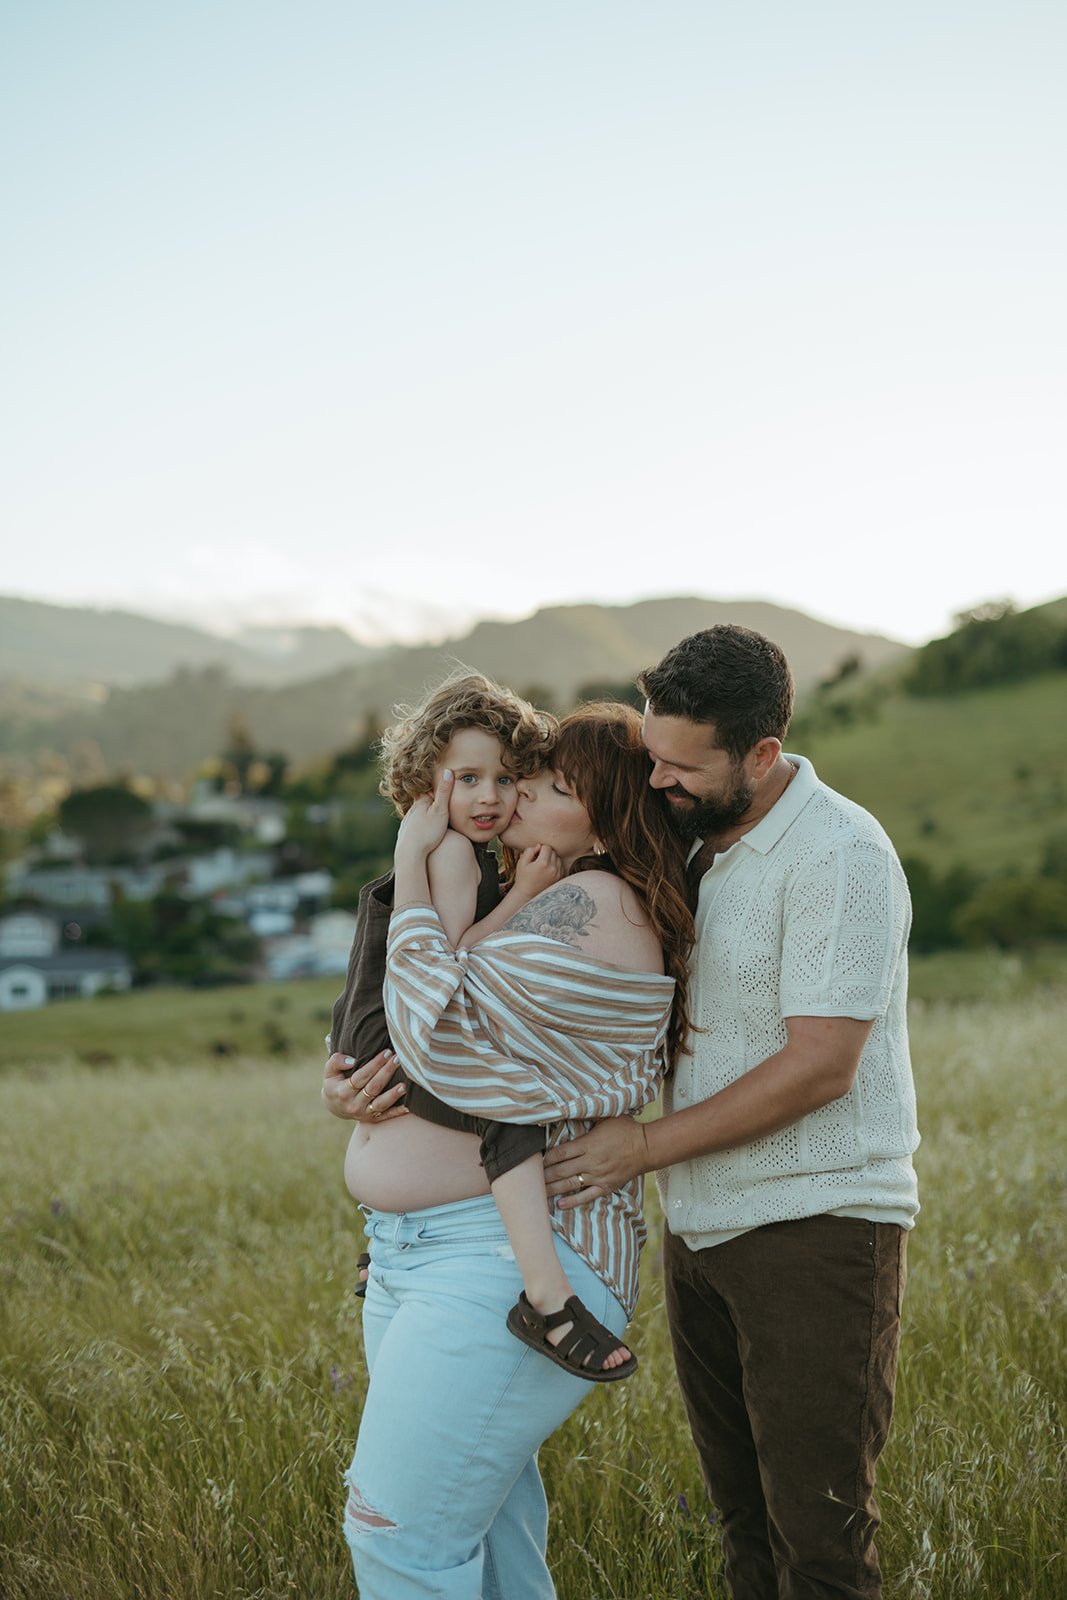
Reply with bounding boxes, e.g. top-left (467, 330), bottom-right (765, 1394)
top-left (0, 951), bottom-right (131, 975)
